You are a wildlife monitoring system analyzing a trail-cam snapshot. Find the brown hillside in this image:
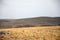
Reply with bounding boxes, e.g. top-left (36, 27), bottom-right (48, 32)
top-left (0, 17), bottom-right (60, 28)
